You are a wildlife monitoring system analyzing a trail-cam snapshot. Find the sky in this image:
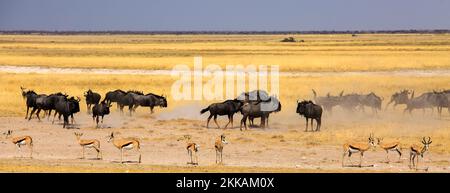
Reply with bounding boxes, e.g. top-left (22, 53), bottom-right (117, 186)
top-left (1, 0), bottom-right (450, 31)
